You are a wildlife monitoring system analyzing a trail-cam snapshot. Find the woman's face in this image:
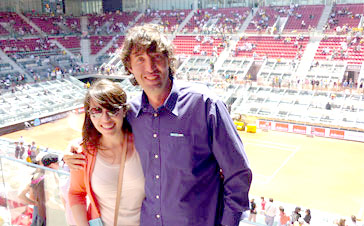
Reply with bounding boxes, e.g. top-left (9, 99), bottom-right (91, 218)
top-left (88, 99), bottom-right (124, 137)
